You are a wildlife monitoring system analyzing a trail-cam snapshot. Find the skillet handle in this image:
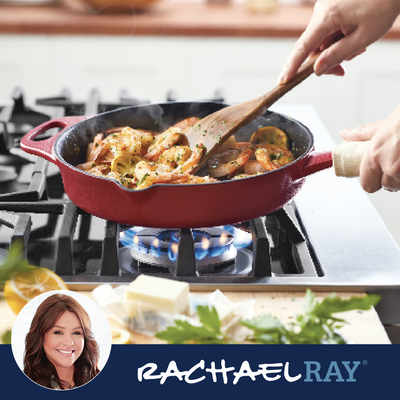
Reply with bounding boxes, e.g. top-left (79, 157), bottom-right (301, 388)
top-left (299, 150), bottom-right (333, 178)
top-left (20, 116), bottom-right (87, 163)
top-left (299, 141), bottom-right (368, 179)
top-left (332, 141), bottom-right (368, 177)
